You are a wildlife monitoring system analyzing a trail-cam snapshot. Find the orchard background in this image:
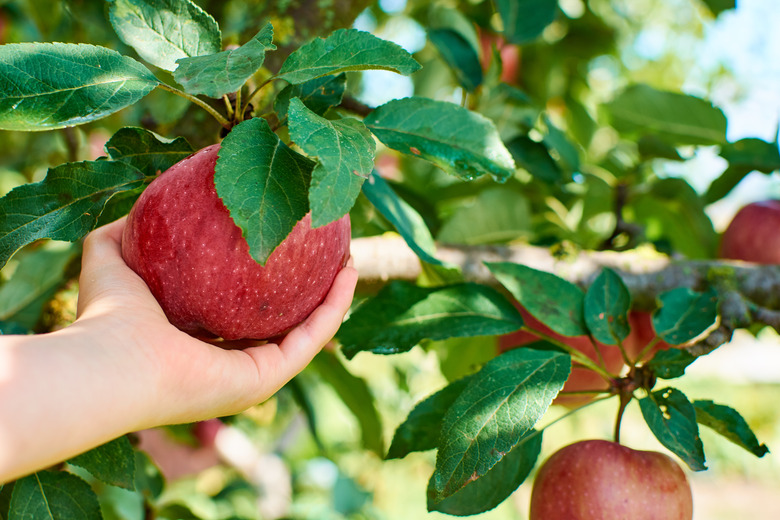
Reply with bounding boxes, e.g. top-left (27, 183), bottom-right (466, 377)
top-left (1, 0), bottom-right (780, 519)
